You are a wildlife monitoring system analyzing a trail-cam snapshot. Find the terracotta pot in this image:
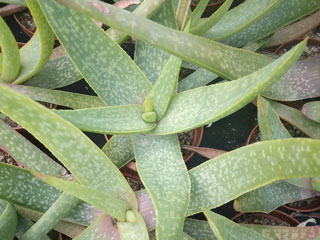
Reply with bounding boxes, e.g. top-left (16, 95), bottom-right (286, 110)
top-left (121, 126), bottom-right (204, 182)
top-left (282, 198), bottom-right (320, 213)
top-left (246, 124), bottom-right (259, 145)
top-left (232, 210), bottom-right (299, 226)
top-left (190, 0), bottom-right (225, 17)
